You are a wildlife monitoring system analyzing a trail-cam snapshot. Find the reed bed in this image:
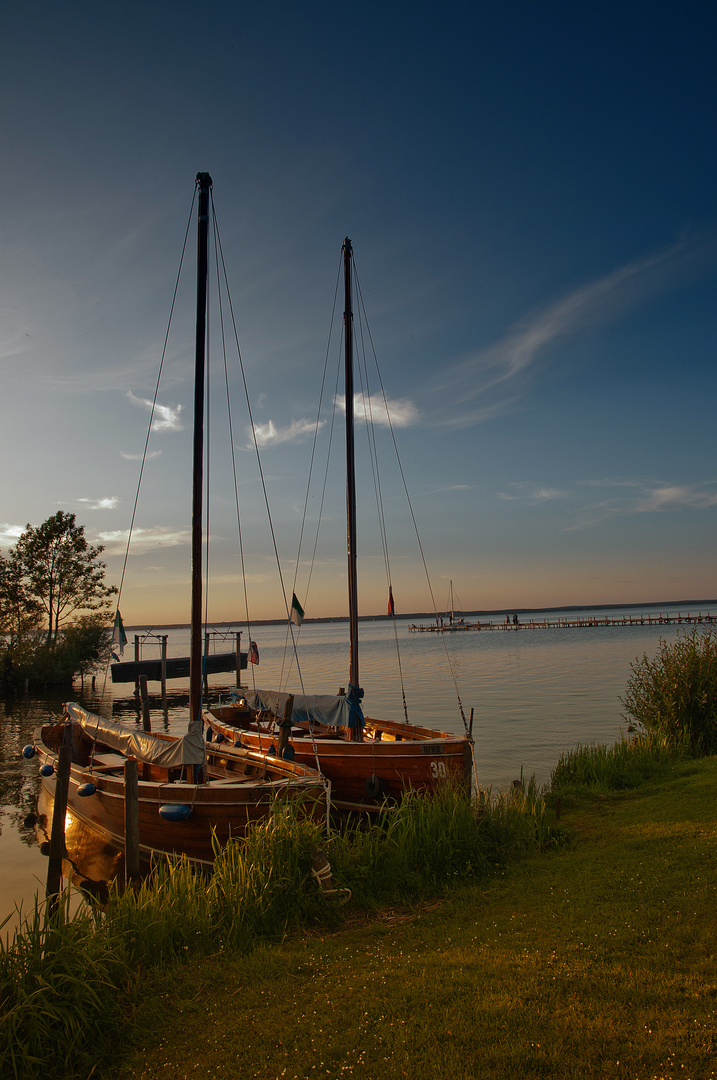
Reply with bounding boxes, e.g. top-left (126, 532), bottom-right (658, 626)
top-left (550, 731), bottom-right (687, 794)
